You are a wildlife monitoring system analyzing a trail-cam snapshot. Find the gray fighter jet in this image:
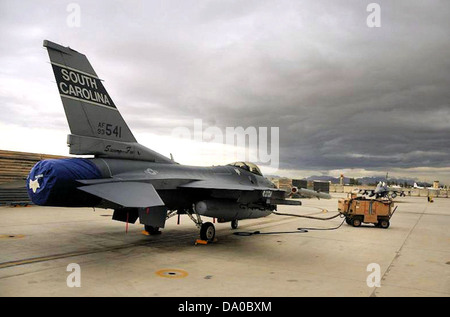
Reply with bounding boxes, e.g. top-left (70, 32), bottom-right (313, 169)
top-left (26, 40), bottom-right (329, 241)
top-left (359, 182), bottom-right (407, 199)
